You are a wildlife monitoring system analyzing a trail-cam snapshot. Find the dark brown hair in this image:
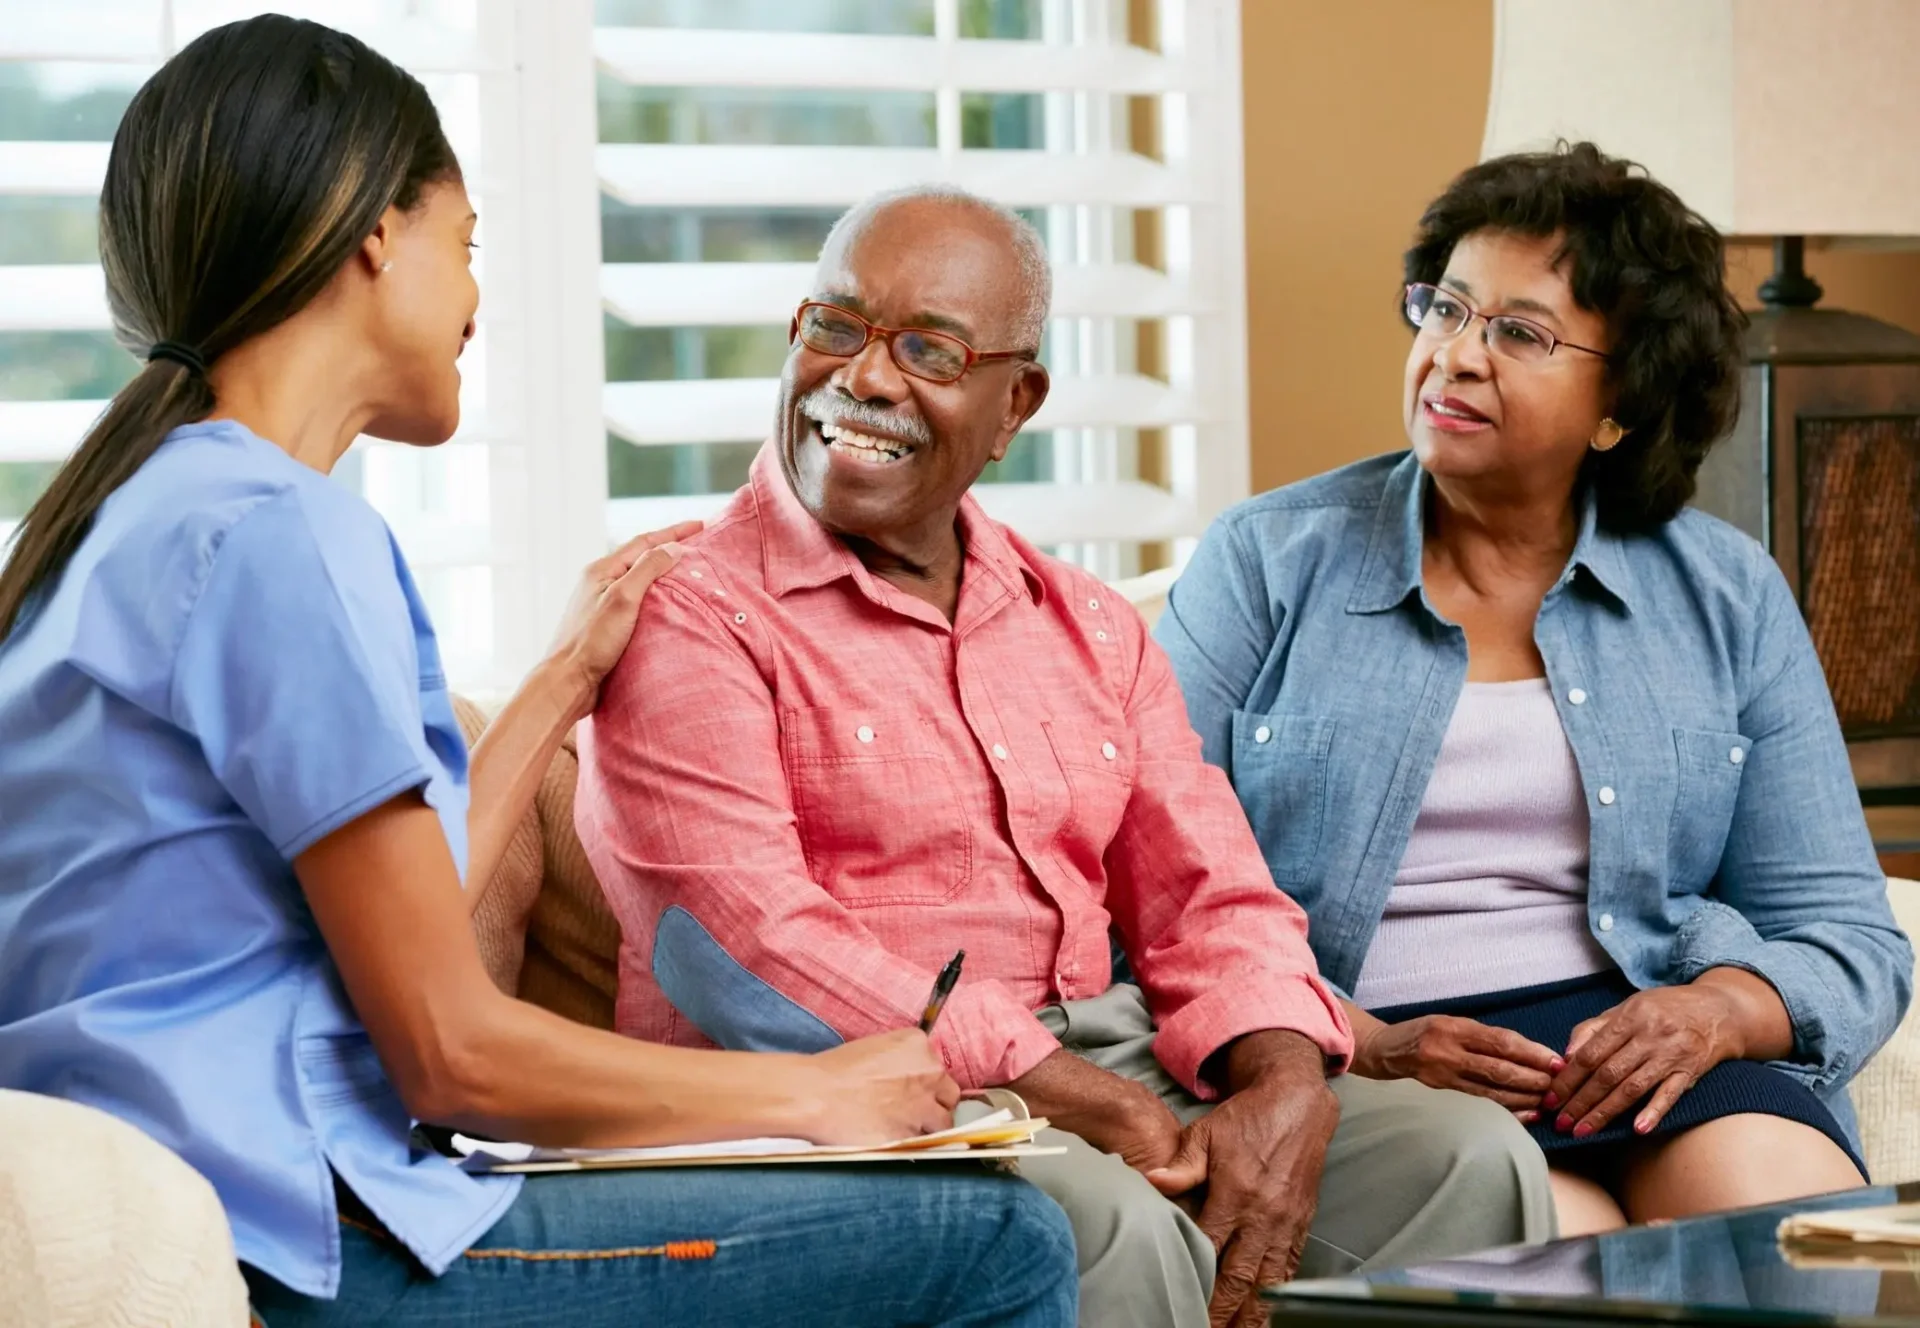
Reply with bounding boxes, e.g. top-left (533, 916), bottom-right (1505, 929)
top-left (1404, 141), bottom-right (1748, 532)
top-left (0, 15), bottom-right (458, 638)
